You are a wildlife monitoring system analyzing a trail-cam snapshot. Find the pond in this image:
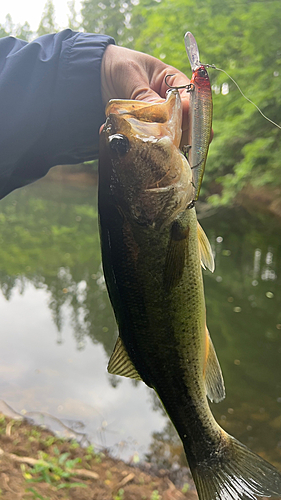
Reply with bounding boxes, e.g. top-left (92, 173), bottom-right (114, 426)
top-left (0, 173), bottom-right (280, 471)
